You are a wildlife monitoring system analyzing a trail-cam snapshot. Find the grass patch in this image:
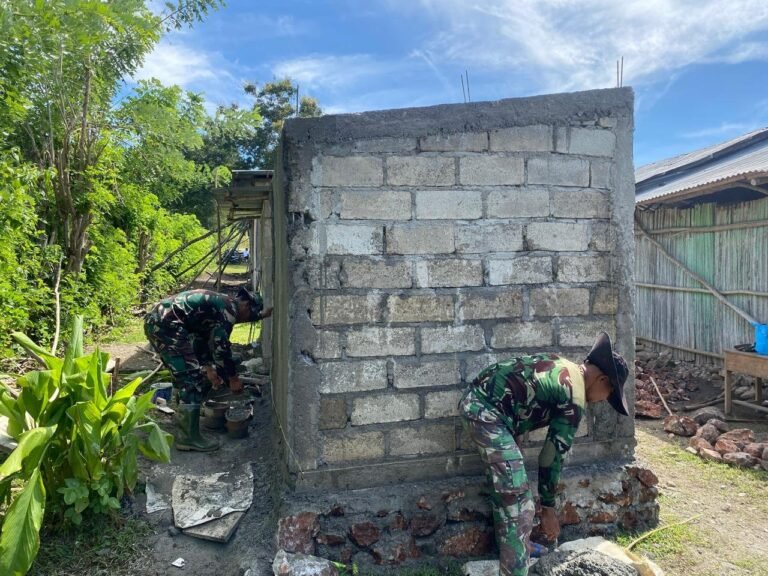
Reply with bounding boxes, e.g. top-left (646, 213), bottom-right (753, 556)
top-left (224, 263), bottom-right (248, 275)
top-left (350, 562), bottom-right (463, 576)
top-left (614, 498), bottom-right (705, 561)
top-left (31, 514), bottom-right (152, 576)
top-left (637, 429), bottom-right (768, 508)
top-left (98, 316), bottom-right (146, 345)
top-left (231, 322), bottom-right (261, 345)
